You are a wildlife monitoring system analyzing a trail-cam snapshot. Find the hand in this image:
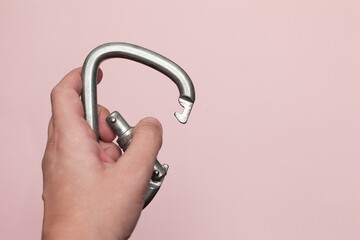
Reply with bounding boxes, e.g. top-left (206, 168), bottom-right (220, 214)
top-left (41, 68), bottom-right (162, 240)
